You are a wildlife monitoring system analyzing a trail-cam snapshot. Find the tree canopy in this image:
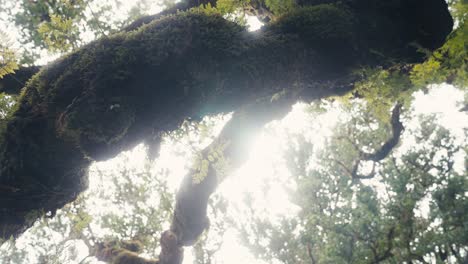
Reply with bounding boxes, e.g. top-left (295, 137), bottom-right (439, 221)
top-left (0, 0), bottom-right (466, 263)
